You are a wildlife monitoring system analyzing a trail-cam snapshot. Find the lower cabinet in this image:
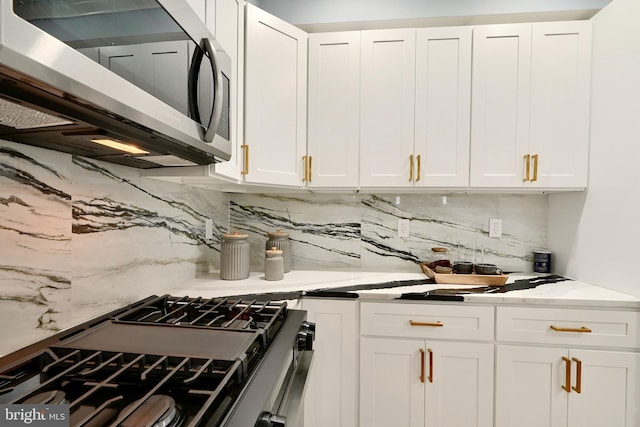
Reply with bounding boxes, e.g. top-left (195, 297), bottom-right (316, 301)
top-left (301, 298), bottom-right (358, 427)
top-left (360, 338), bottom-right (494, 427)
